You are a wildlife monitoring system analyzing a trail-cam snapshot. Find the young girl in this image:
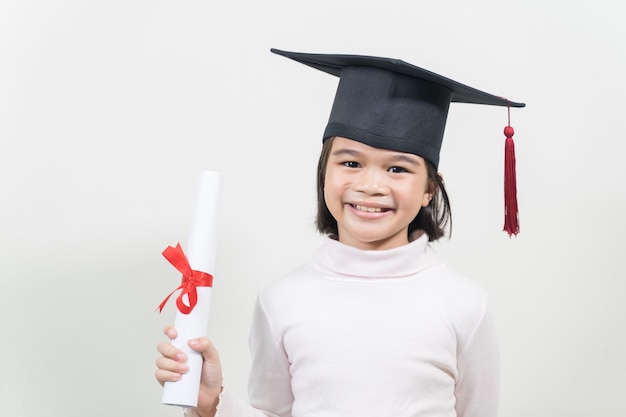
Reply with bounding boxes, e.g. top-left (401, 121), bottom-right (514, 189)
top-left (155, 49), bottom-right (524, 417)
